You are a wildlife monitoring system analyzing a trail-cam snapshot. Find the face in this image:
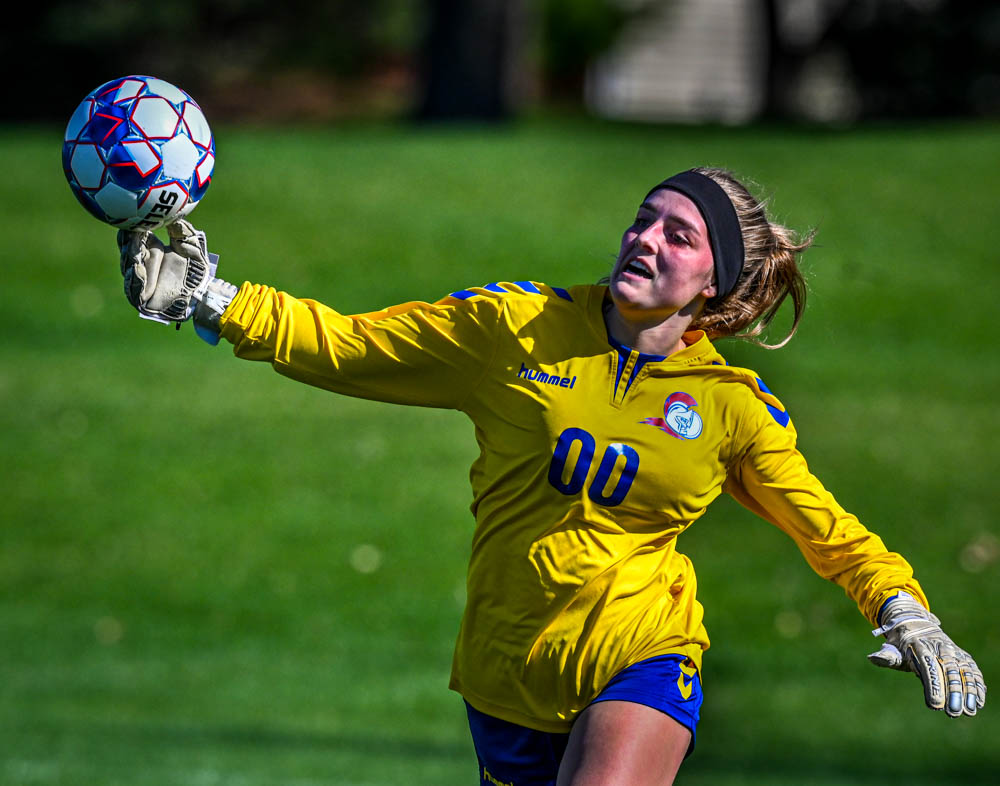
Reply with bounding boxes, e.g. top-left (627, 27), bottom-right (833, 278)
top-left (608, 188), bottom-right (717, 325)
